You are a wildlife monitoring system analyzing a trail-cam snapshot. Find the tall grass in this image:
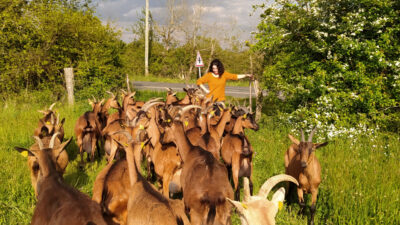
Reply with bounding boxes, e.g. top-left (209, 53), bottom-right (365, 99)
top-left (0, 92), bottom-right (399, 224)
